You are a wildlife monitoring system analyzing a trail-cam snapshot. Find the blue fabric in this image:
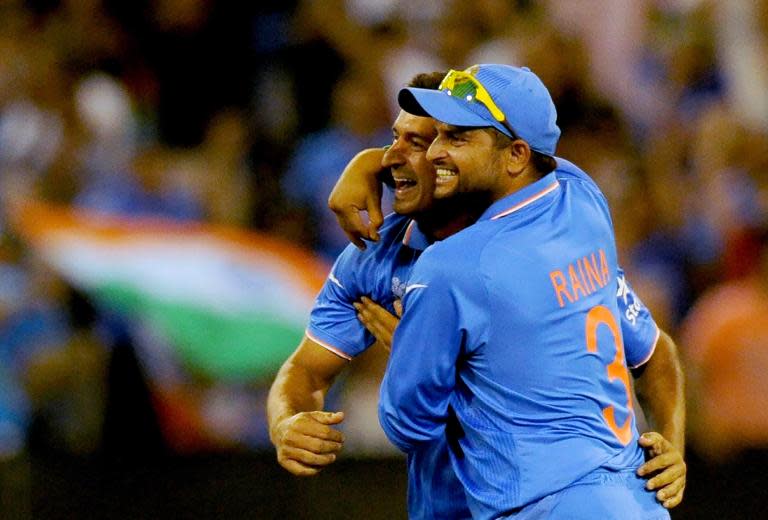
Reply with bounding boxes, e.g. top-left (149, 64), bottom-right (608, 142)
top-left (307, 214), bottom-right (423, 358)
top-left (307, 213), bottom-right (471, 519)
top-left (501, 470), bottom-right (670, 519)
top-left (379, 159), bottom-right (663, 520)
